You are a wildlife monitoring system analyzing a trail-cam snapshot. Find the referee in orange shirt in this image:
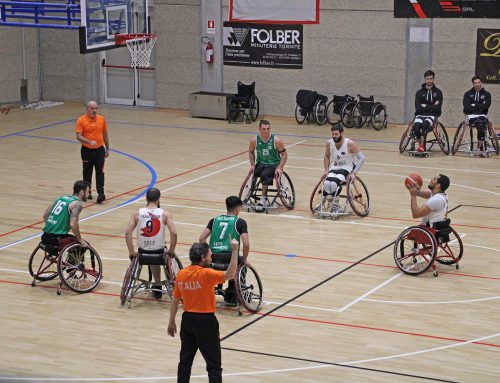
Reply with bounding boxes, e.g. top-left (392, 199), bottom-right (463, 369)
top-left (168, 239), bottom-right (238, 383)
top-left (75, 100), bottom-right (110, 203)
